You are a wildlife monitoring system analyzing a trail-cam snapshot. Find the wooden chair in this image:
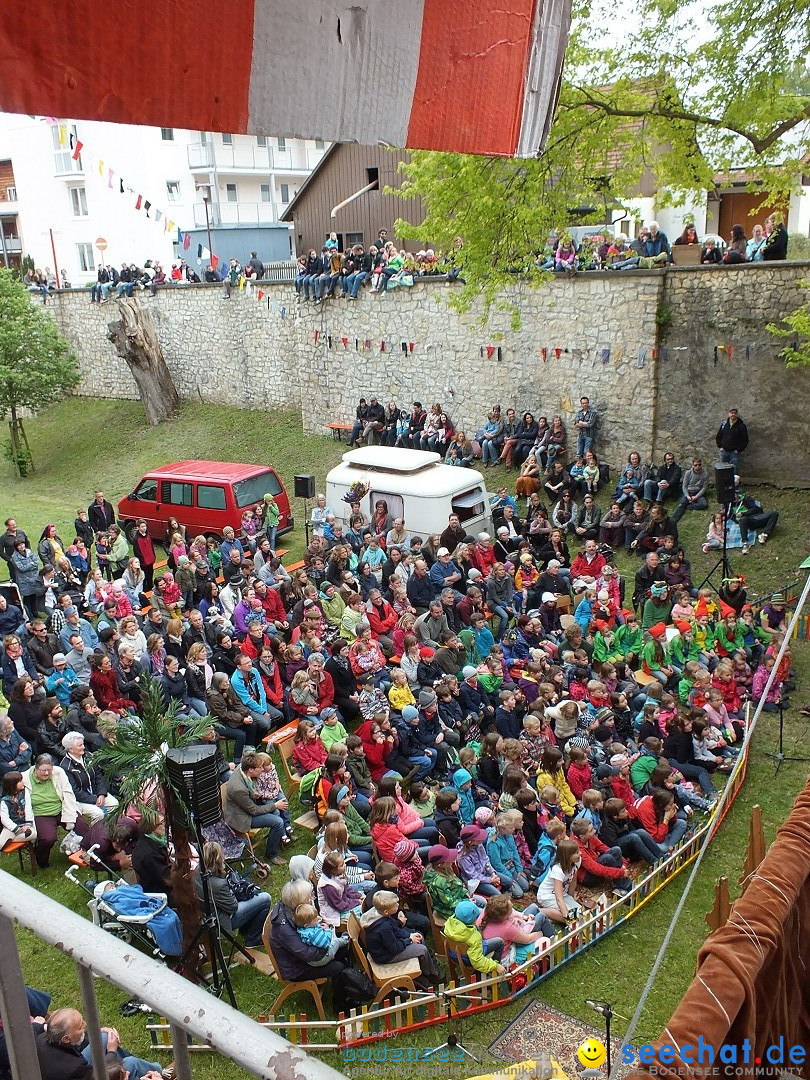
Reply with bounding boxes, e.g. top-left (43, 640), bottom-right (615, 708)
top-left (346, 912), bottom-right (421, 1004)
top-left (443, 931), bottom-right (478, 981)
top-left (261, 915), bottom-right (327, 1020)
top-left (633, 668), bottom-right (656, 688)
top-left (424, 891), bottom-right (448, 966)
top-left (1, 839), bottom-right (37, 876)
top-left (277, 732), bottom-right (301, 789)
